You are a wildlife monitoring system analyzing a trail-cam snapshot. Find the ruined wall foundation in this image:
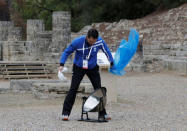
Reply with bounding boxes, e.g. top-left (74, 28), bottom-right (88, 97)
top-left (0, 11), bottom-right (71, 63)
